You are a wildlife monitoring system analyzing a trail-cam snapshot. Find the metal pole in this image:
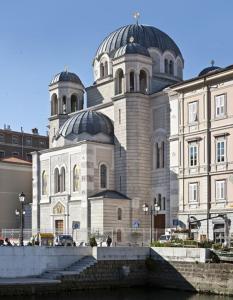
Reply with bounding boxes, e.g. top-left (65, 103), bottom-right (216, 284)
top-left (20, 202), bottom-right (24, 246)
top-left (150, 207), bottom-right (153, 245)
